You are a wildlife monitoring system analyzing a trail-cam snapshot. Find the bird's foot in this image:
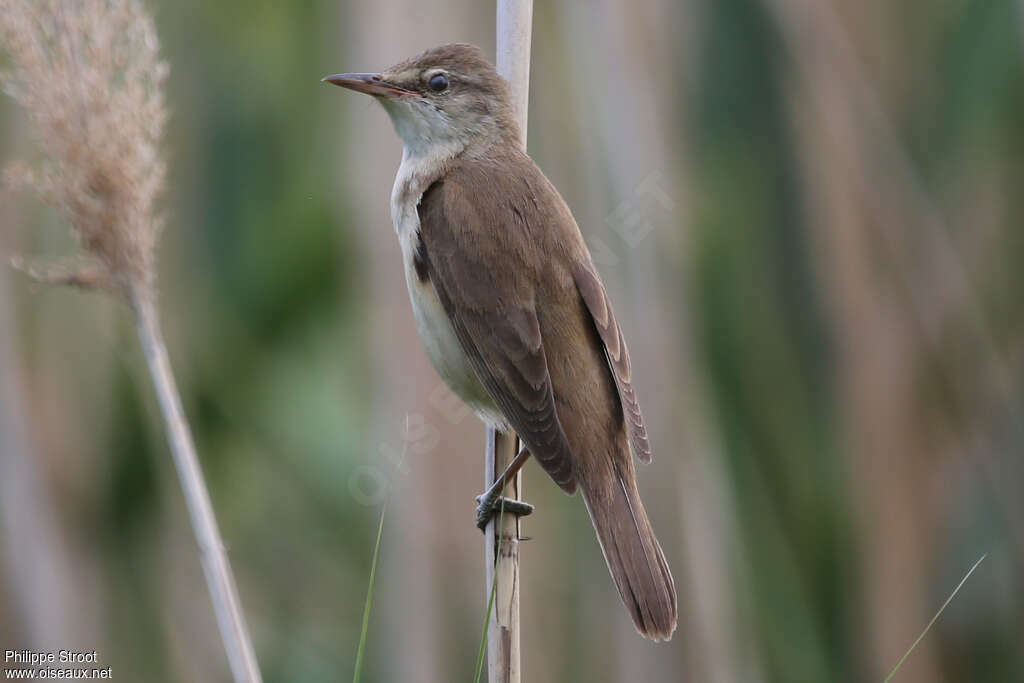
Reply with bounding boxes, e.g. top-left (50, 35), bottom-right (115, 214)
top-left (475, 492), bottom-right (534, 531)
